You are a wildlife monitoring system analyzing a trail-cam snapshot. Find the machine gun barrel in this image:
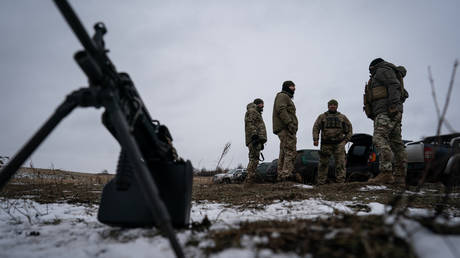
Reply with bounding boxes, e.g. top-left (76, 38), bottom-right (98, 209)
top-left (54, 0), bottom-right (118, 87)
